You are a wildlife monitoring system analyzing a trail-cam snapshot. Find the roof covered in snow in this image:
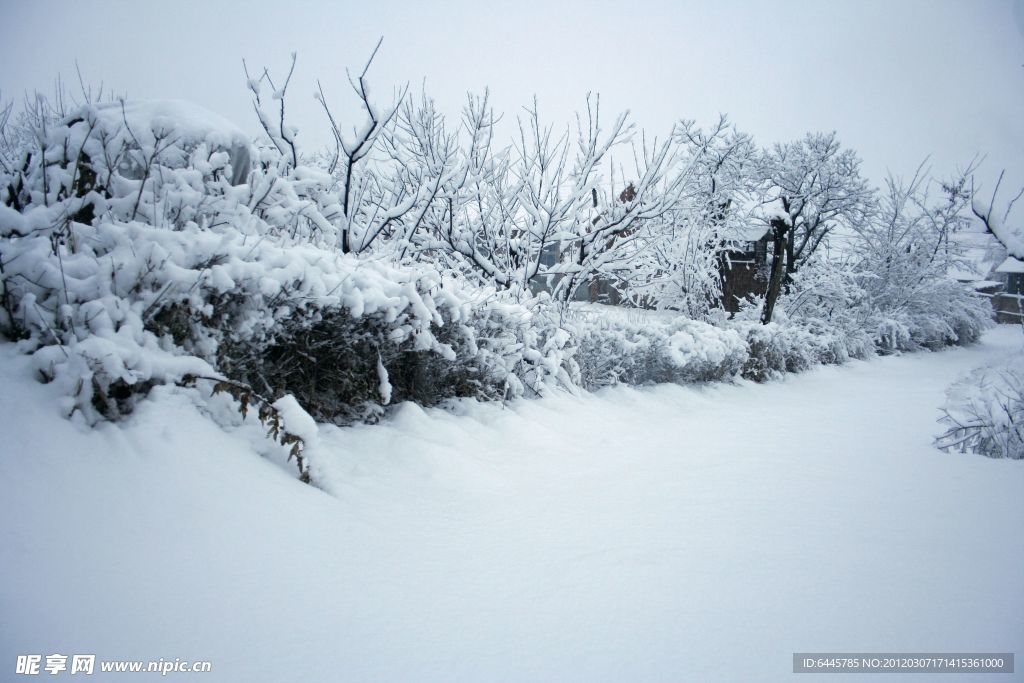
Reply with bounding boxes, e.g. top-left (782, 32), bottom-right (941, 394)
top-left (995, 256), bottom-right (1024, 274)
top-left (720, 224), bottom-right (770, 244)
top-left (971, 279), bottom-right (1003, 290)
top-left (948, 228), bottom-right (1005, 282)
